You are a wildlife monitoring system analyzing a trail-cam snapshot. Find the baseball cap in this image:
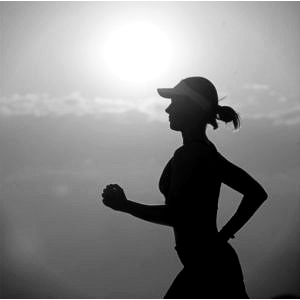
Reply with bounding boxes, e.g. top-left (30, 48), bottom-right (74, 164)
top-left (157, 77), bottom-right (218, 110)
